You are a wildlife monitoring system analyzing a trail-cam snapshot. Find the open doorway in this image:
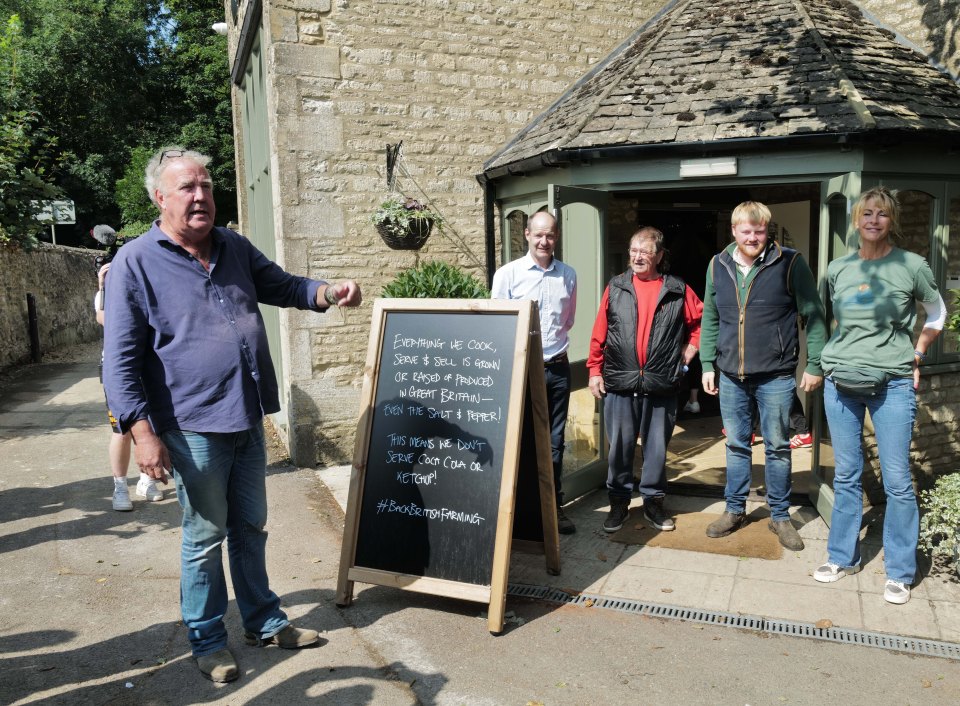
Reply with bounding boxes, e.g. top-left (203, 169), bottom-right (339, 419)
top-left (602, 183), bottom-right (822, 501)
